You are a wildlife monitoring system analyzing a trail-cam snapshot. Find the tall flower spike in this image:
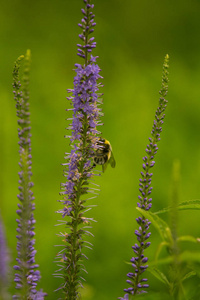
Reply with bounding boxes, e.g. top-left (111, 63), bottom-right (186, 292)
top-left (55, 0), bottom-right (103, 299)
top-left (12, 50), bottom-right (46, 300)
top-left (119, 55), bottom-right (169, 299)
top-left (0, 212), bottom-right (10, 300)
